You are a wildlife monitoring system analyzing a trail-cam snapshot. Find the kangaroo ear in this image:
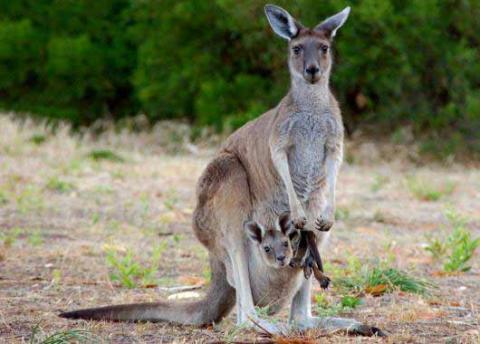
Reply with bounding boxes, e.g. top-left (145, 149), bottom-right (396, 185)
top-left (278, 211), bottom-right (298, 236)
top-left (315, 7), bottom-right (351, 39)
top-left (245, 221), bottom-right (264, 243)
top-left (278, 211), bottom-right (293, 235)
top-left (264, 5), bottom-right (301, 40)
